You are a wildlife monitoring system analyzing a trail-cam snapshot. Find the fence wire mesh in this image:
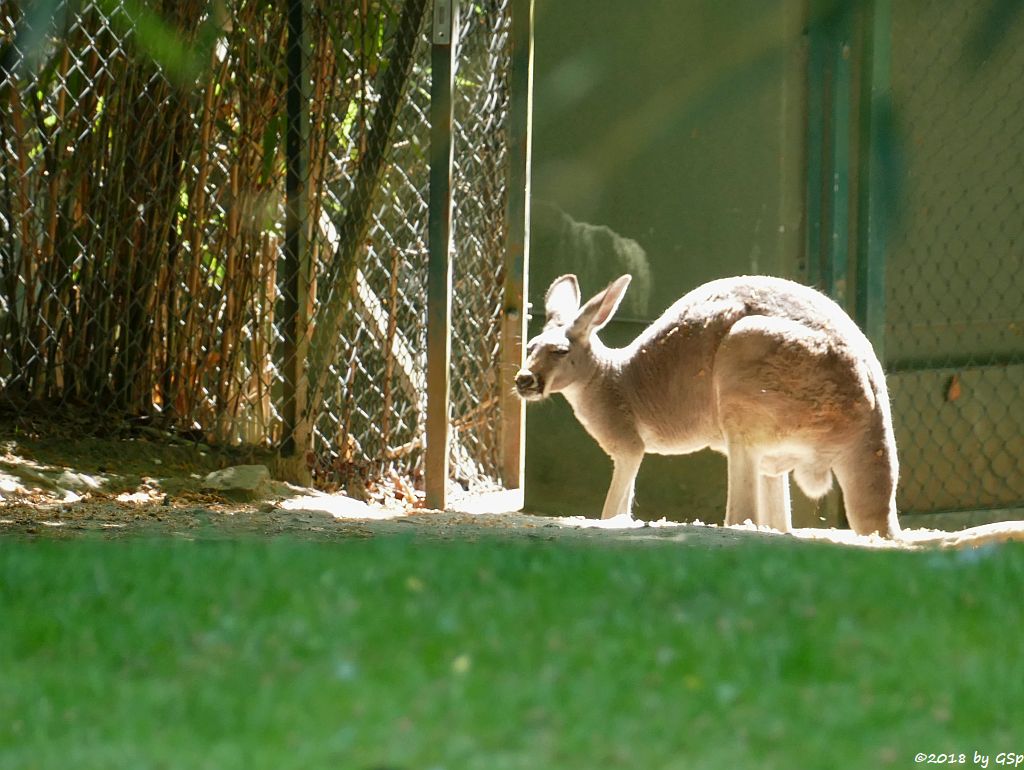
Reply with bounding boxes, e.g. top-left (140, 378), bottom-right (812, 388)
top-left (301, 0), bottom-right (433, 496)
top-left (449, 0), bottom-right (511, 492)
top-left (886, 0), bottom-right (1024, 516)
top-left (1, 0), bottom-right (517, 502)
